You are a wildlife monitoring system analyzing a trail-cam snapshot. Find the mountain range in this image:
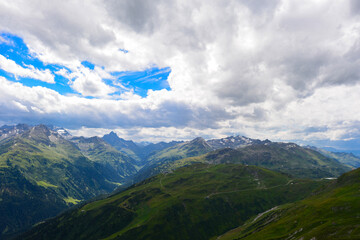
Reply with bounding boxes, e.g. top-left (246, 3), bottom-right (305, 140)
top-left (0, 123), bottom-right (358, 239)
top-left (306, 145), bottom-right (360, 168)
top-left (102, 131), bottom-right (182, 165)
top-left (0, 125), bottom-right (136, 237)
